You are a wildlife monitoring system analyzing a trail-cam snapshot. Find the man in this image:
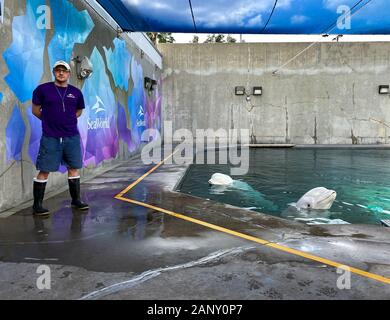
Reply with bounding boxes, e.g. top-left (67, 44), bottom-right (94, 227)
top-left (31, 60), bottom-right (89, 215)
